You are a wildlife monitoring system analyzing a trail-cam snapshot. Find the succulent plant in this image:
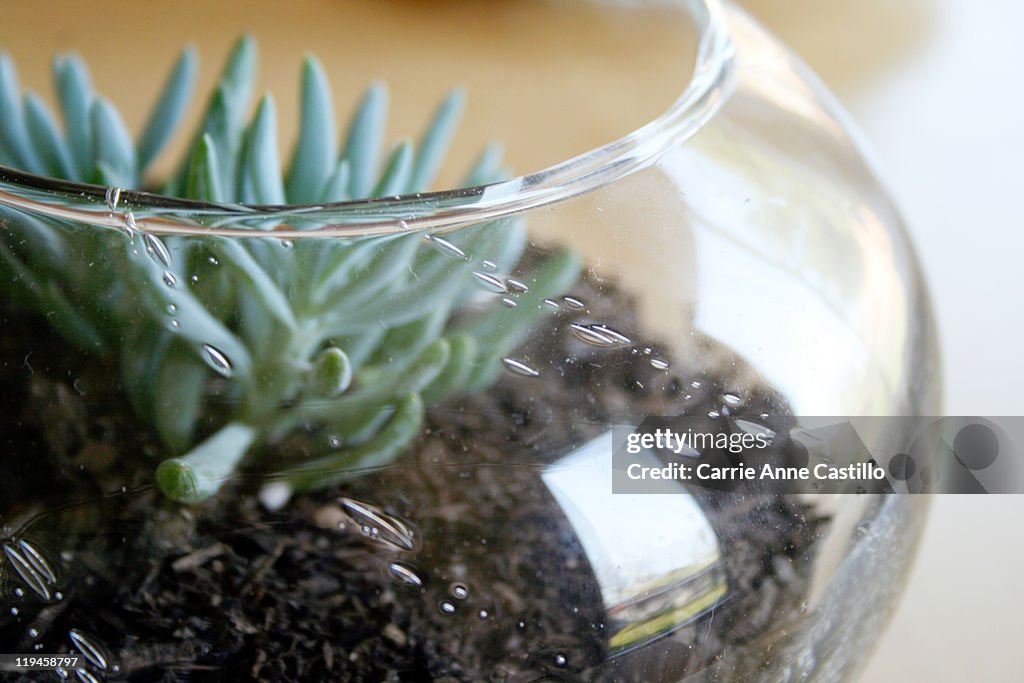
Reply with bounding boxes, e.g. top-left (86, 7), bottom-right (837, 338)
top-left (0, 36), bottom-right (579, 503)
